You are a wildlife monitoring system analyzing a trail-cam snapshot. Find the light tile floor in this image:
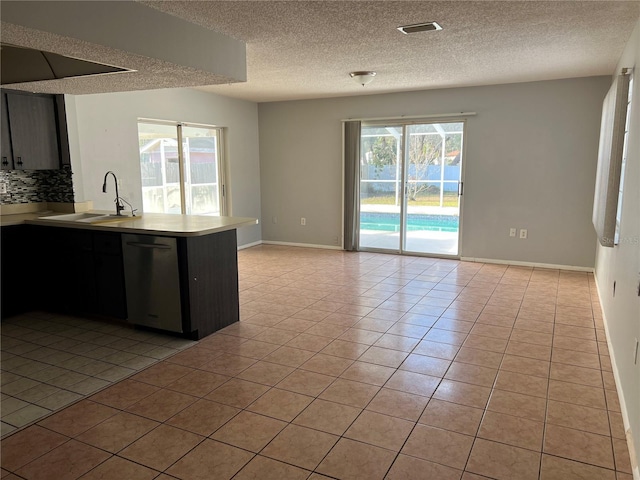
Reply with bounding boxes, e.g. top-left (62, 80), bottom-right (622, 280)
top-left (1, 312), bottom-right (196, 436)
top-left (1, 245), bottom-right (635, 480)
